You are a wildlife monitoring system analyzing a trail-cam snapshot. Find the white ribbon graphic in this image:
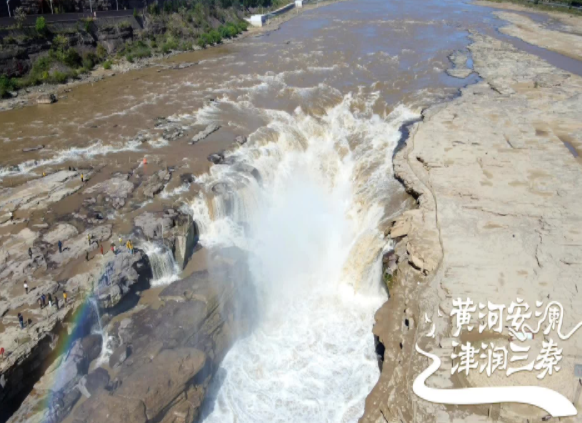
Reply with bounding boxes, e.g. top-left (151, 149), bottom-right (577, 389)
top-left (413, 343), bottom-right (577, 417)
